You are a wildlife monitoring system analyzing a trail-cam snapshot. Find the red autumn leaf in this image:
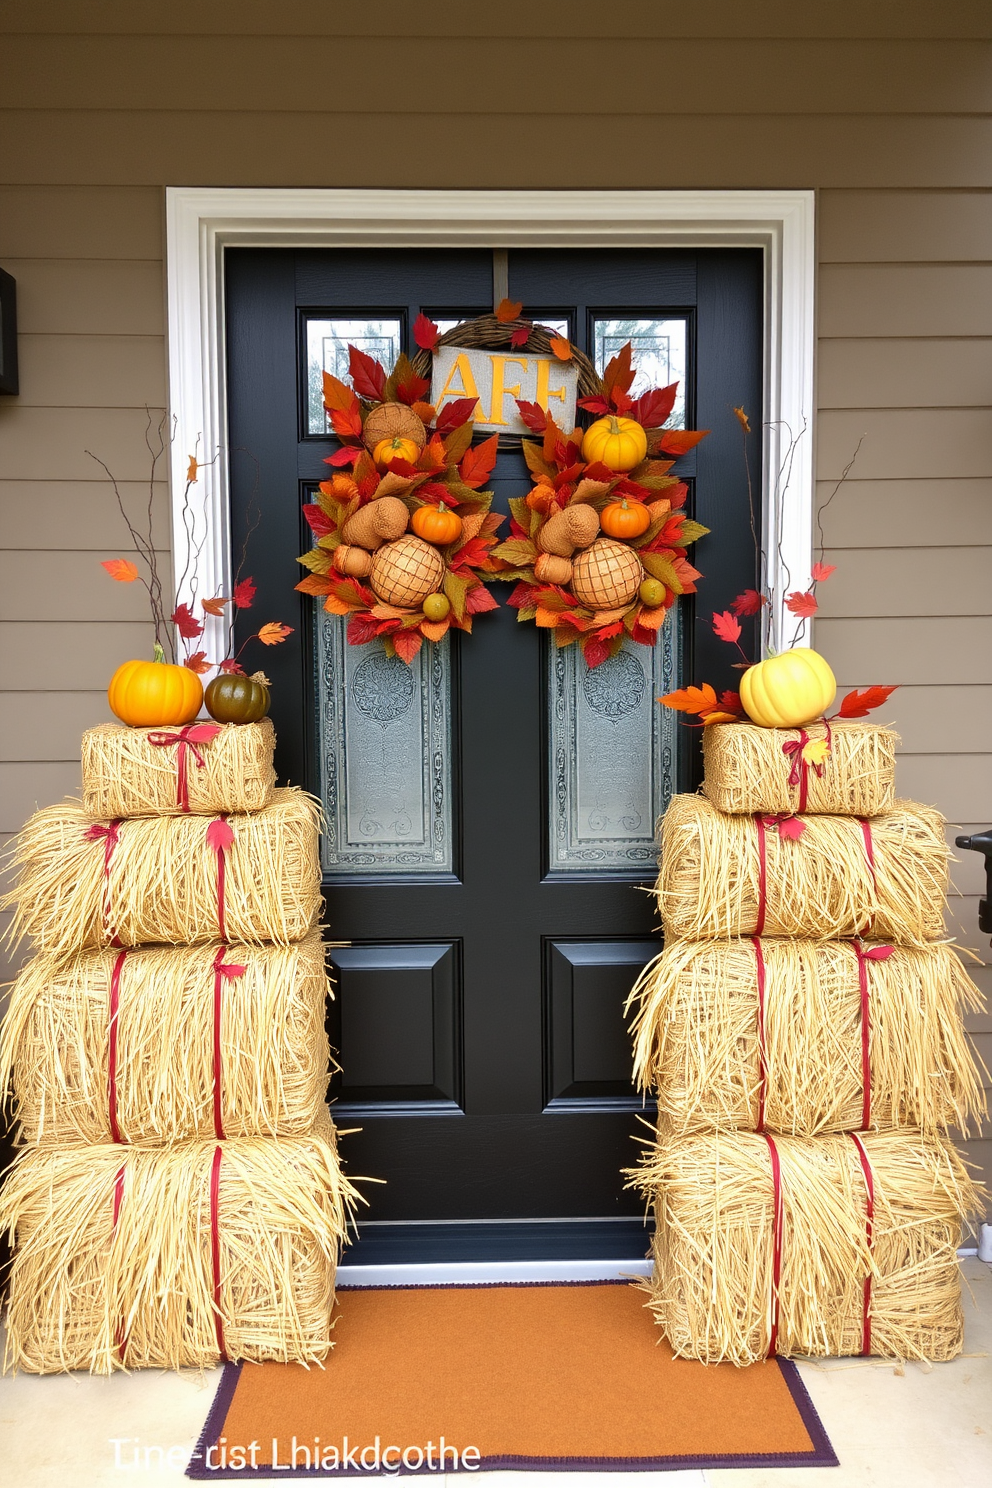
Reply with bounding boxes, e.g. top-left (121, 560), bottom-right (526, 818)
top-left (631, 383), bottom-right (678, 429)
top-left (324, 445), bottom-right (364, 468)
top-left (577, 394), bottom-right (612, 417)
top-left (171, 603), bottom-right (204, 640)
top-left (495, 298), bottom-right (523, 324)
top-left (220, 657), bottom-right (245, 674)
top-left (731, 588), bottom-right (767, 616)
top-left (811, 561), bottom-right (837, 583)
top-left (459, 434), bottom-right (499, 489)
top-left (463, 582), bottom-right (499, 614)
top-left (712, 610), bottom-right (743, 644)
top-left (413, 313), bottom-right (440, 351)
top-left (659, 683), bottom-right (719, 716)
top-left (232, 577), bottom-right (256, 610)
top-left (183, 650), bottom-right (210, 675)
top-left (510, 324), bottom-right (531, 348)
top-left (609, 386), bottom-right (634, 416)
top-left (101, 558), bottom-right (139, 582)
top-left (256, 621), bottom-right (293, 646)
top-left (720, 690), bottom-right (743, 713)
top-left (785, 590), bottom-right (818, 619)
top-left (549, 336), bottom-right (573, 361)
top-left (303, 503), bottom-right (336, 537)
top-left (435, 397), bottom-right (479, 434)
top-left (329, 405), bottom-right (363, 440)
top-left (515, 399), bottom-right (548, 434)
top-left (778, 815), bottom-right (807, 841)
top-left (348, 345), bottom-right (386, 401)
top-left (656, 429), bottom-right (709, 456)
top-left (583, 636), bottom-right (612, 668)
top-left (392, 629), bottom-right (424, 665)
top-left (602, 342), bottom-right (635, 397)
top-left (201, 596), bottom-right (228, 617)
top-left (836, 685), bottom-right (898, 719)
top-left (206, 818), bottom-right (235, 853)
top-left (396, 373), bottom-right (431, 406)
top-left (321, 372), bottom-right (357, 413)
